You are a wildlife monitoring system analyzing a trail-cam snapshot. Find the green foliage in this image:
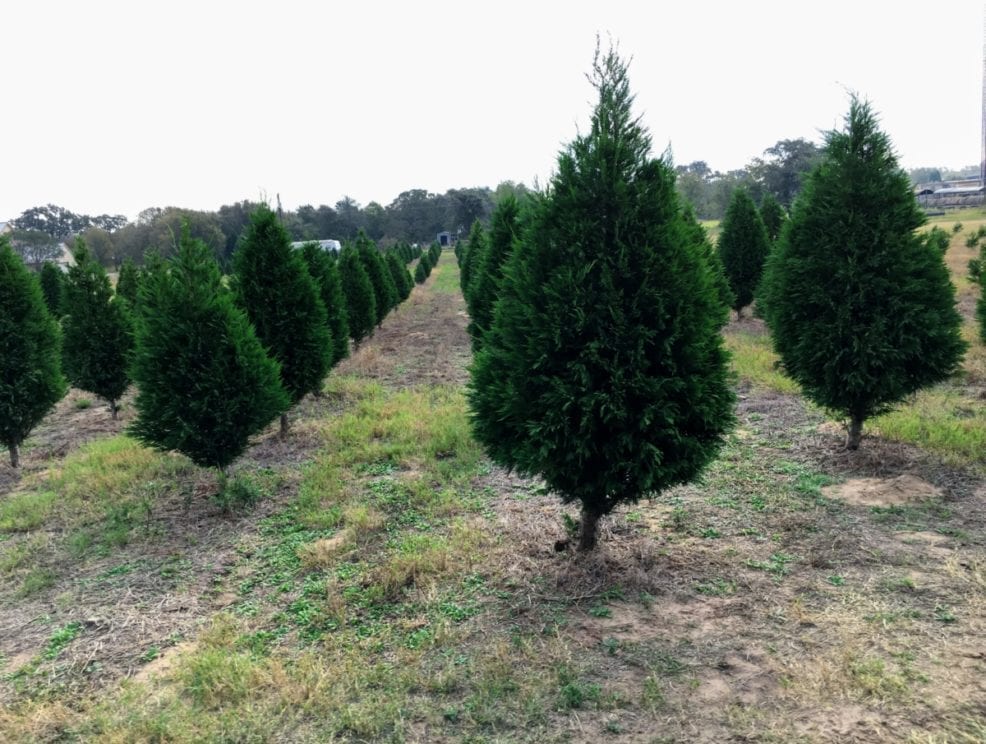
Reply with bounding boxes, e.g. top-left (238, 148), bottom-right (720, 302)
top-left (232, 205), bottom-right (333, 403)
top-left (717, 188), bottom-right (771, 314)
top-left (338, 245), bottom-right (376, 345)
top-left (129, 232), bottom-right (288, 471)
top-left (115, 257), bottom-right (140, 304)
top-left (923, 226), bottom-right (951, 255)
top-left (39, 261), bottom-right (64, 316)
top-left (467, 195), bottom-right (521, 350)
top-left (0, 238), bottom-right (67, 466)
top-left (468, 46), bottom-right (735, 549)
top-left (62, 239), bottom-right (133, 416)
top-left (413, 258), bottom-right (428, 284)
top-left (300, 242), bottom-right (350, 367)
top-left (759, 97), bottom-right (966, 446)
top-left (385, 251), bottom-right (412, 303)
top-left (681, 203), bottom-right (733, 319)
top-left (355, 231), bottom-right (398, 325)
top-left (759, 193), bottom-right (785, 242)
top-left (972, 241), bottom-right (986, 343)
top-left (460, 221), bottom-right (486, 301)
